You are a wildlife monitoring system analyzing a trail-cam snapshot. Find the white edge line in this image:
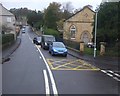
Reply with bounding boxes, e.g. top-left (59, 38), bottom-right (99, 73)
top-left (36, 45), bottom-right (58, 96)
top-left (114, 73), bottom-right (120, 77)
top-left (113, 77), bottom-right (120, 82)
top-left (101, 70), bottom-right (120, 82)
top-left (108, 70), bottom-right (114, 73)
top-left (106, 73), bottom-right (113, 77)
top-left (43, 70), bottom-right (50, 95)
top-left (101, 70), bottom-right (107, 73)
